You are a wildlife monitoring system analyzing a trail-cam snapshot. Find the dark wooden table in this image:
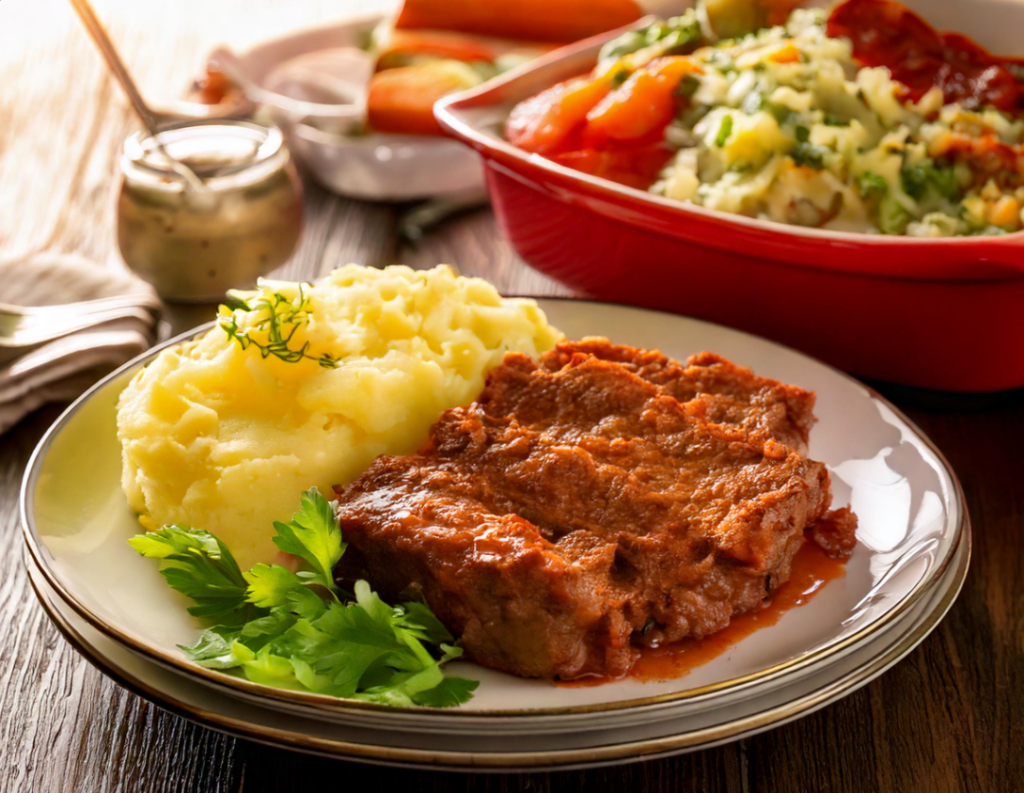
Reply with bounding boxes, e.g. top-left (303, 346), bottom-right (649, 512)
top-left (1, 2), bottom-right (1022, 790)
